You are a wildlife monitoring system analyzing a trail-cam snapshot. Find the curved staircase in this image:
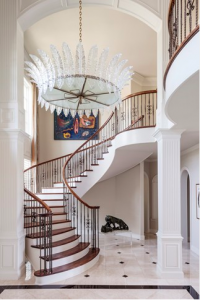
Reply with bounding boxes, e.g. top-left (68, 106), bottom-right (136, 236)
top-left (24, 90), bottom-right (157, 284)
